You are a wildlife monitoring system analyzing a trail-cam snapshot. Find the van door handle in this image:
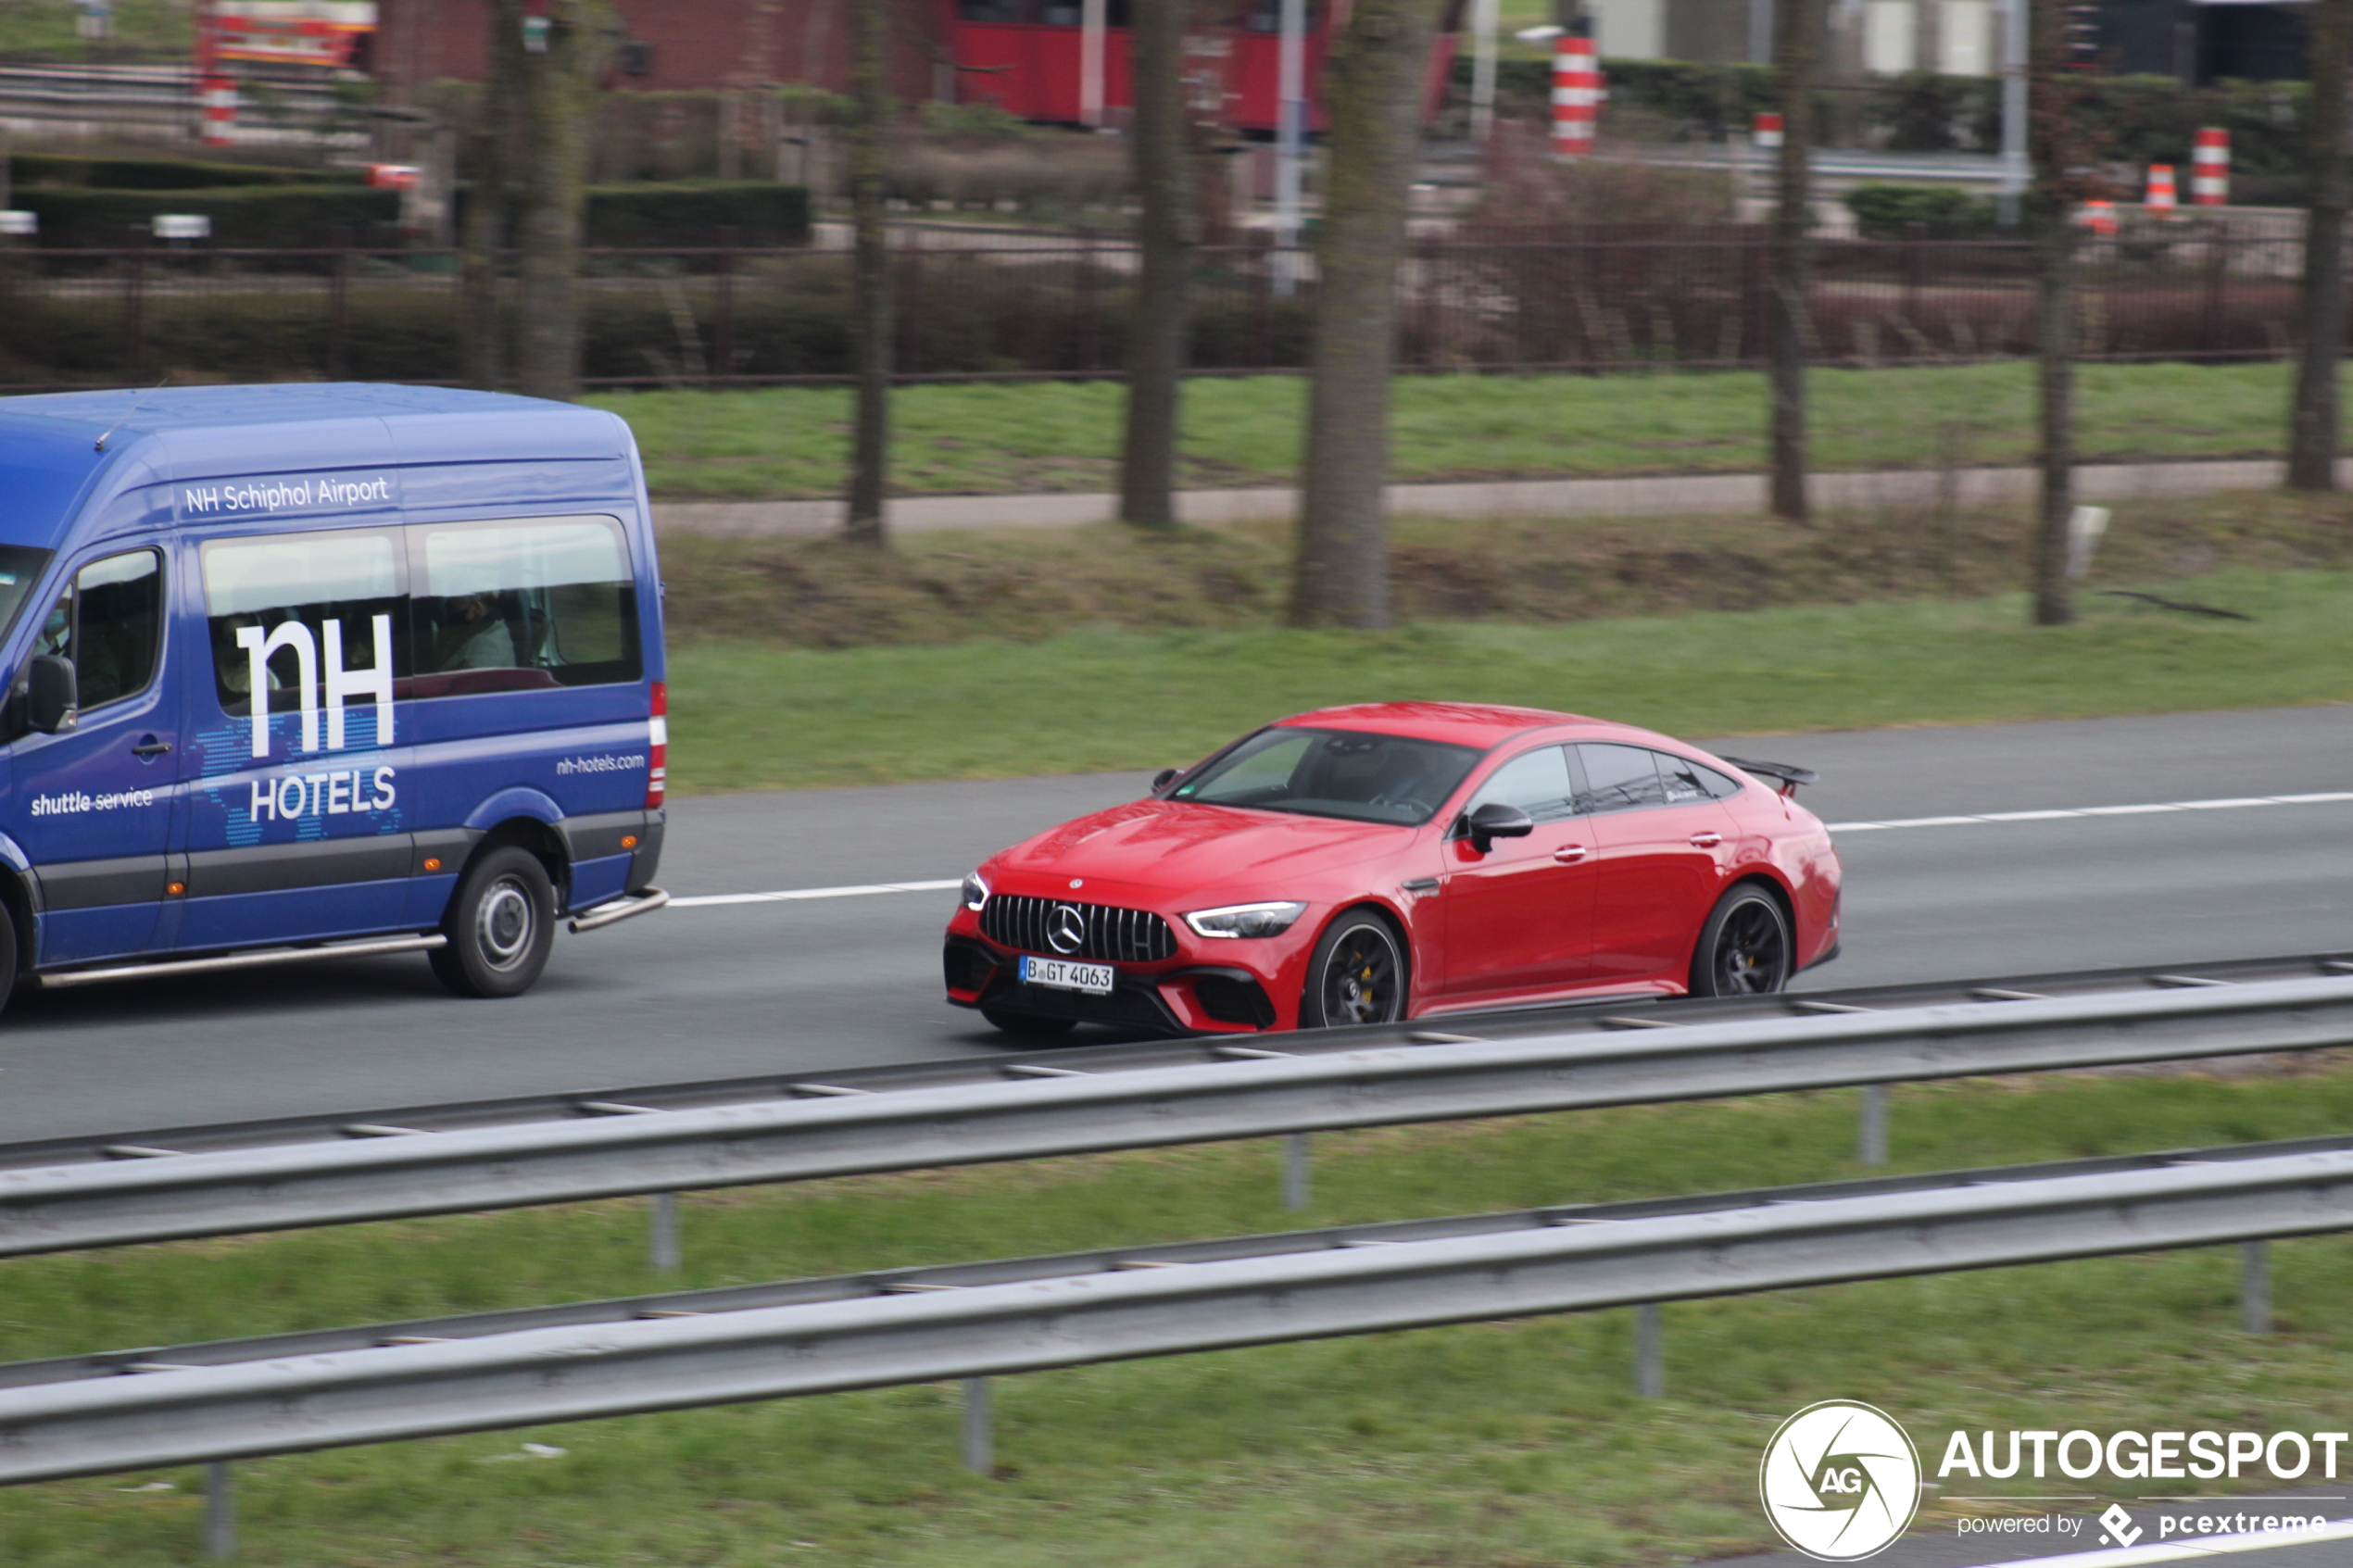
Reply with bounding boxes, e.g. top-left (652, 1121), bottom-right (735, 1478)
top-left (131, 738), bottom-right (172, 758)
top-left (1688, 832), bottom-right (1722, 848)
top-left (1553, 845), bottom-right (1588, 862)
